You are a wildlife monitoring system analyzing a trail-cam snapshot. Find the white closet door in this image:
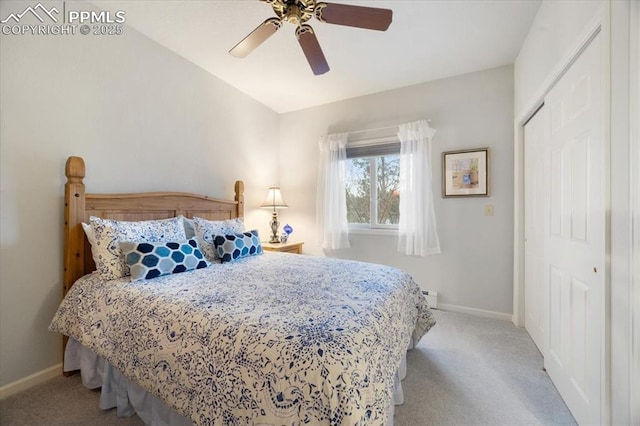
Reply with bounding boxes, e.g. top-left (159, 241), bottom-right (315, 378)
top-left (524, 107), bottom-right (547, 354)
top-left (544, 32), bottom-right (605, 425)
